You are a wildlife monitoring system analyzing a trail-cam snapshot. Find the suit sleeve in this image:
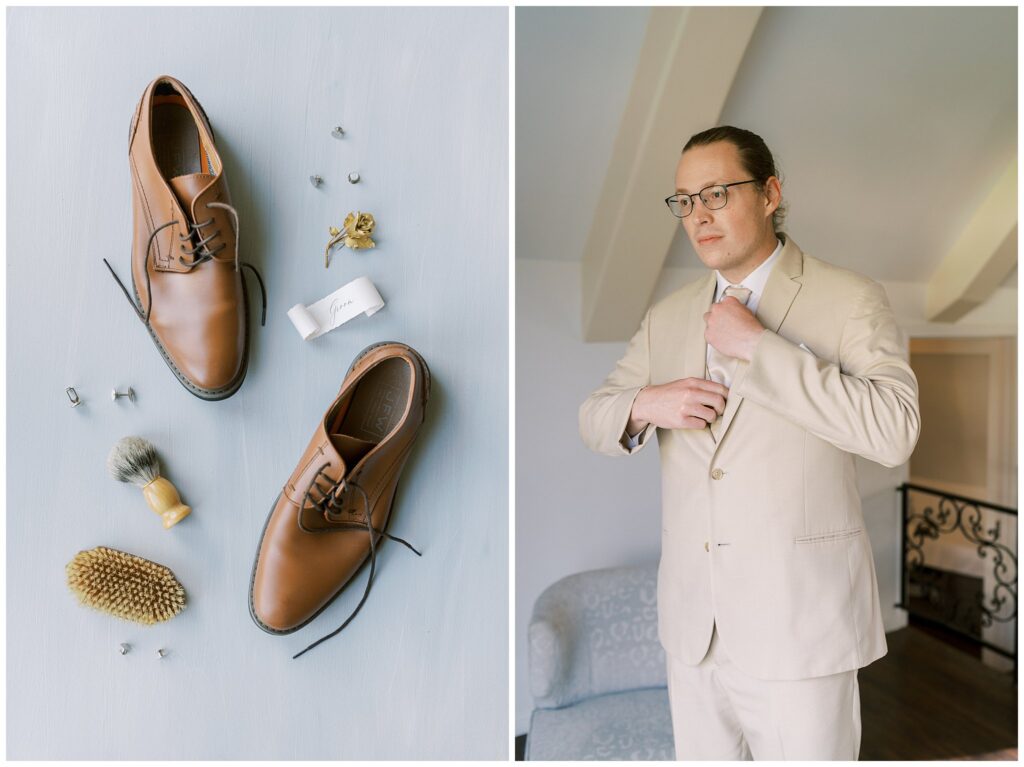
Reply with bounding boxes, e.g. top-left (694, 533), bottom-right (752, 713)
top-left (733, 280), bottom-right (921, 468)
top-left (579, 306), bottom-right (658, 456)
